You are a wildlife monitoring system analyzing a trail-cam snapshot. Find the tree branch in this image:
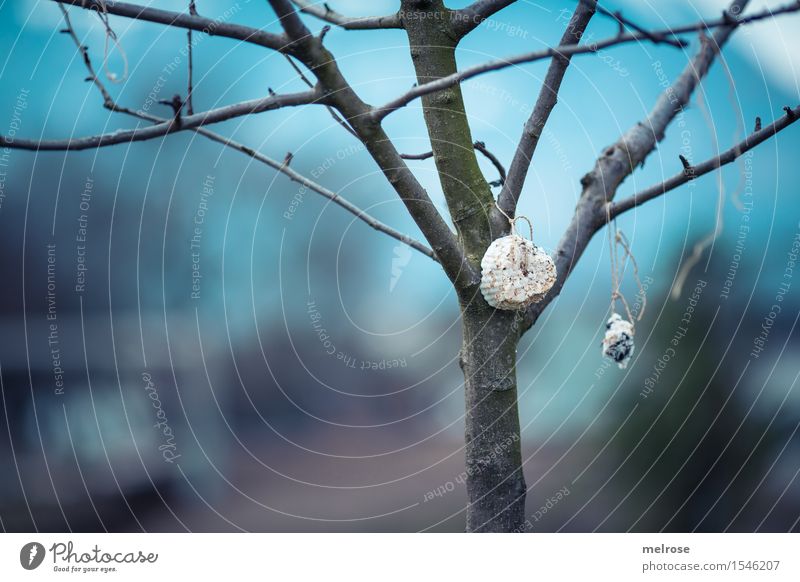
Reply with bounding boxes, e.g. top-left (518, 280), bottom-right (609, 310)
top-left (53, 0), bottom-right (288, 51)
top-left (268, 0), bottom-right (477, 287)
top-left (51, 0), bottom-right (458, 273)
top-left (495, 0), bottom-right (595, 226)
top-left (587, 0), bottom-right (685, 49)
top-left (608, 106), bottom-right (800, 219)
top-left (450, 0), bottom-right (517, 38)
top-left (283, 53), bottom-right (358, 138)
top-left (211, 134), bottom-right (438, 260)
top-left (40, 6), bottom-right (437, 261)
top-left (473, 141), bottom-right (507, 187)
top-left (186, 0), bottom-right (197, 115)
top-left (401, 140), bottom-right (507, 187)
top-left (289, 0), bottom-right (401, 30)
top-left (56, 4), bottom-right (115, 109)
top-left (0, 89), bottom-right (320, 150)
top-left (521, 0), bottom-right (759, 331)
top-left (372, 0), bottom-right (800, 120)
